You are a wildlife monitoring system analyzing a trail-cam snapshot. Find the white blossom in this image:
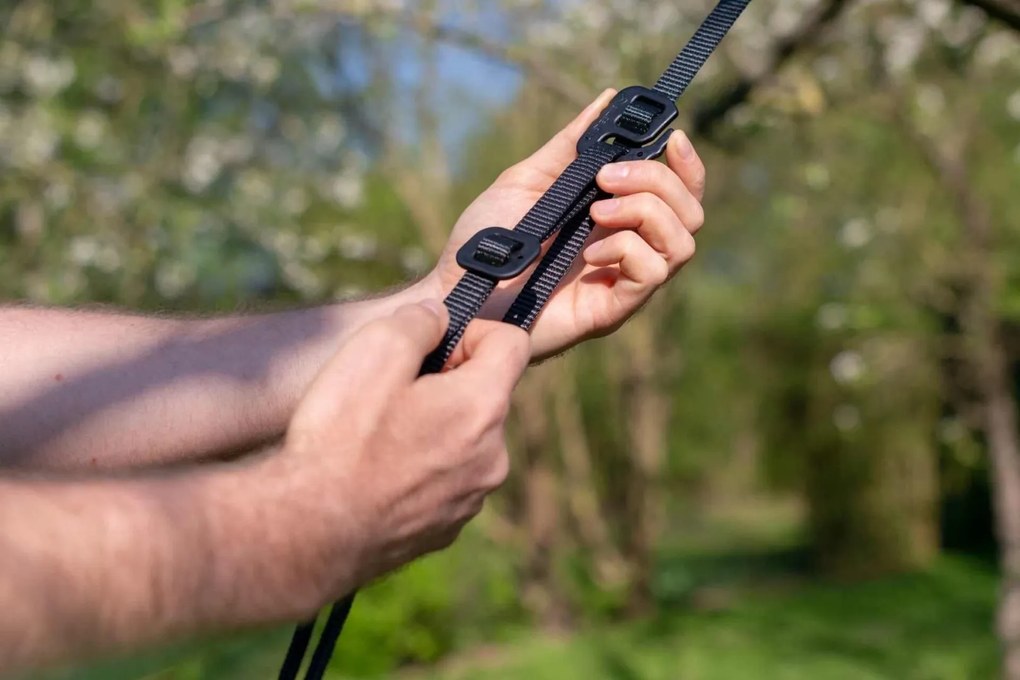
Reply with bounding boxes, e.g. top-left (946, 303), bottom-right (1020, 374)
top-left (831, 351), bottom-right (866, 385)
top-left (183, 136), bottom-right (224, 193)
top-left (155, 261), bottom-right (196, 299)
top-left (22, 54), bottom-right (76, 97)
top-left (338, 233), bottom-right (377, 261)
top-left (840, 218), bottom-right (872, 249)
top-left (74, 110), bottom-right (108, 150)
top-left (817, 303), bottom-right (849, 331)
top-left (330, 171), bottom-right (364, 208)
